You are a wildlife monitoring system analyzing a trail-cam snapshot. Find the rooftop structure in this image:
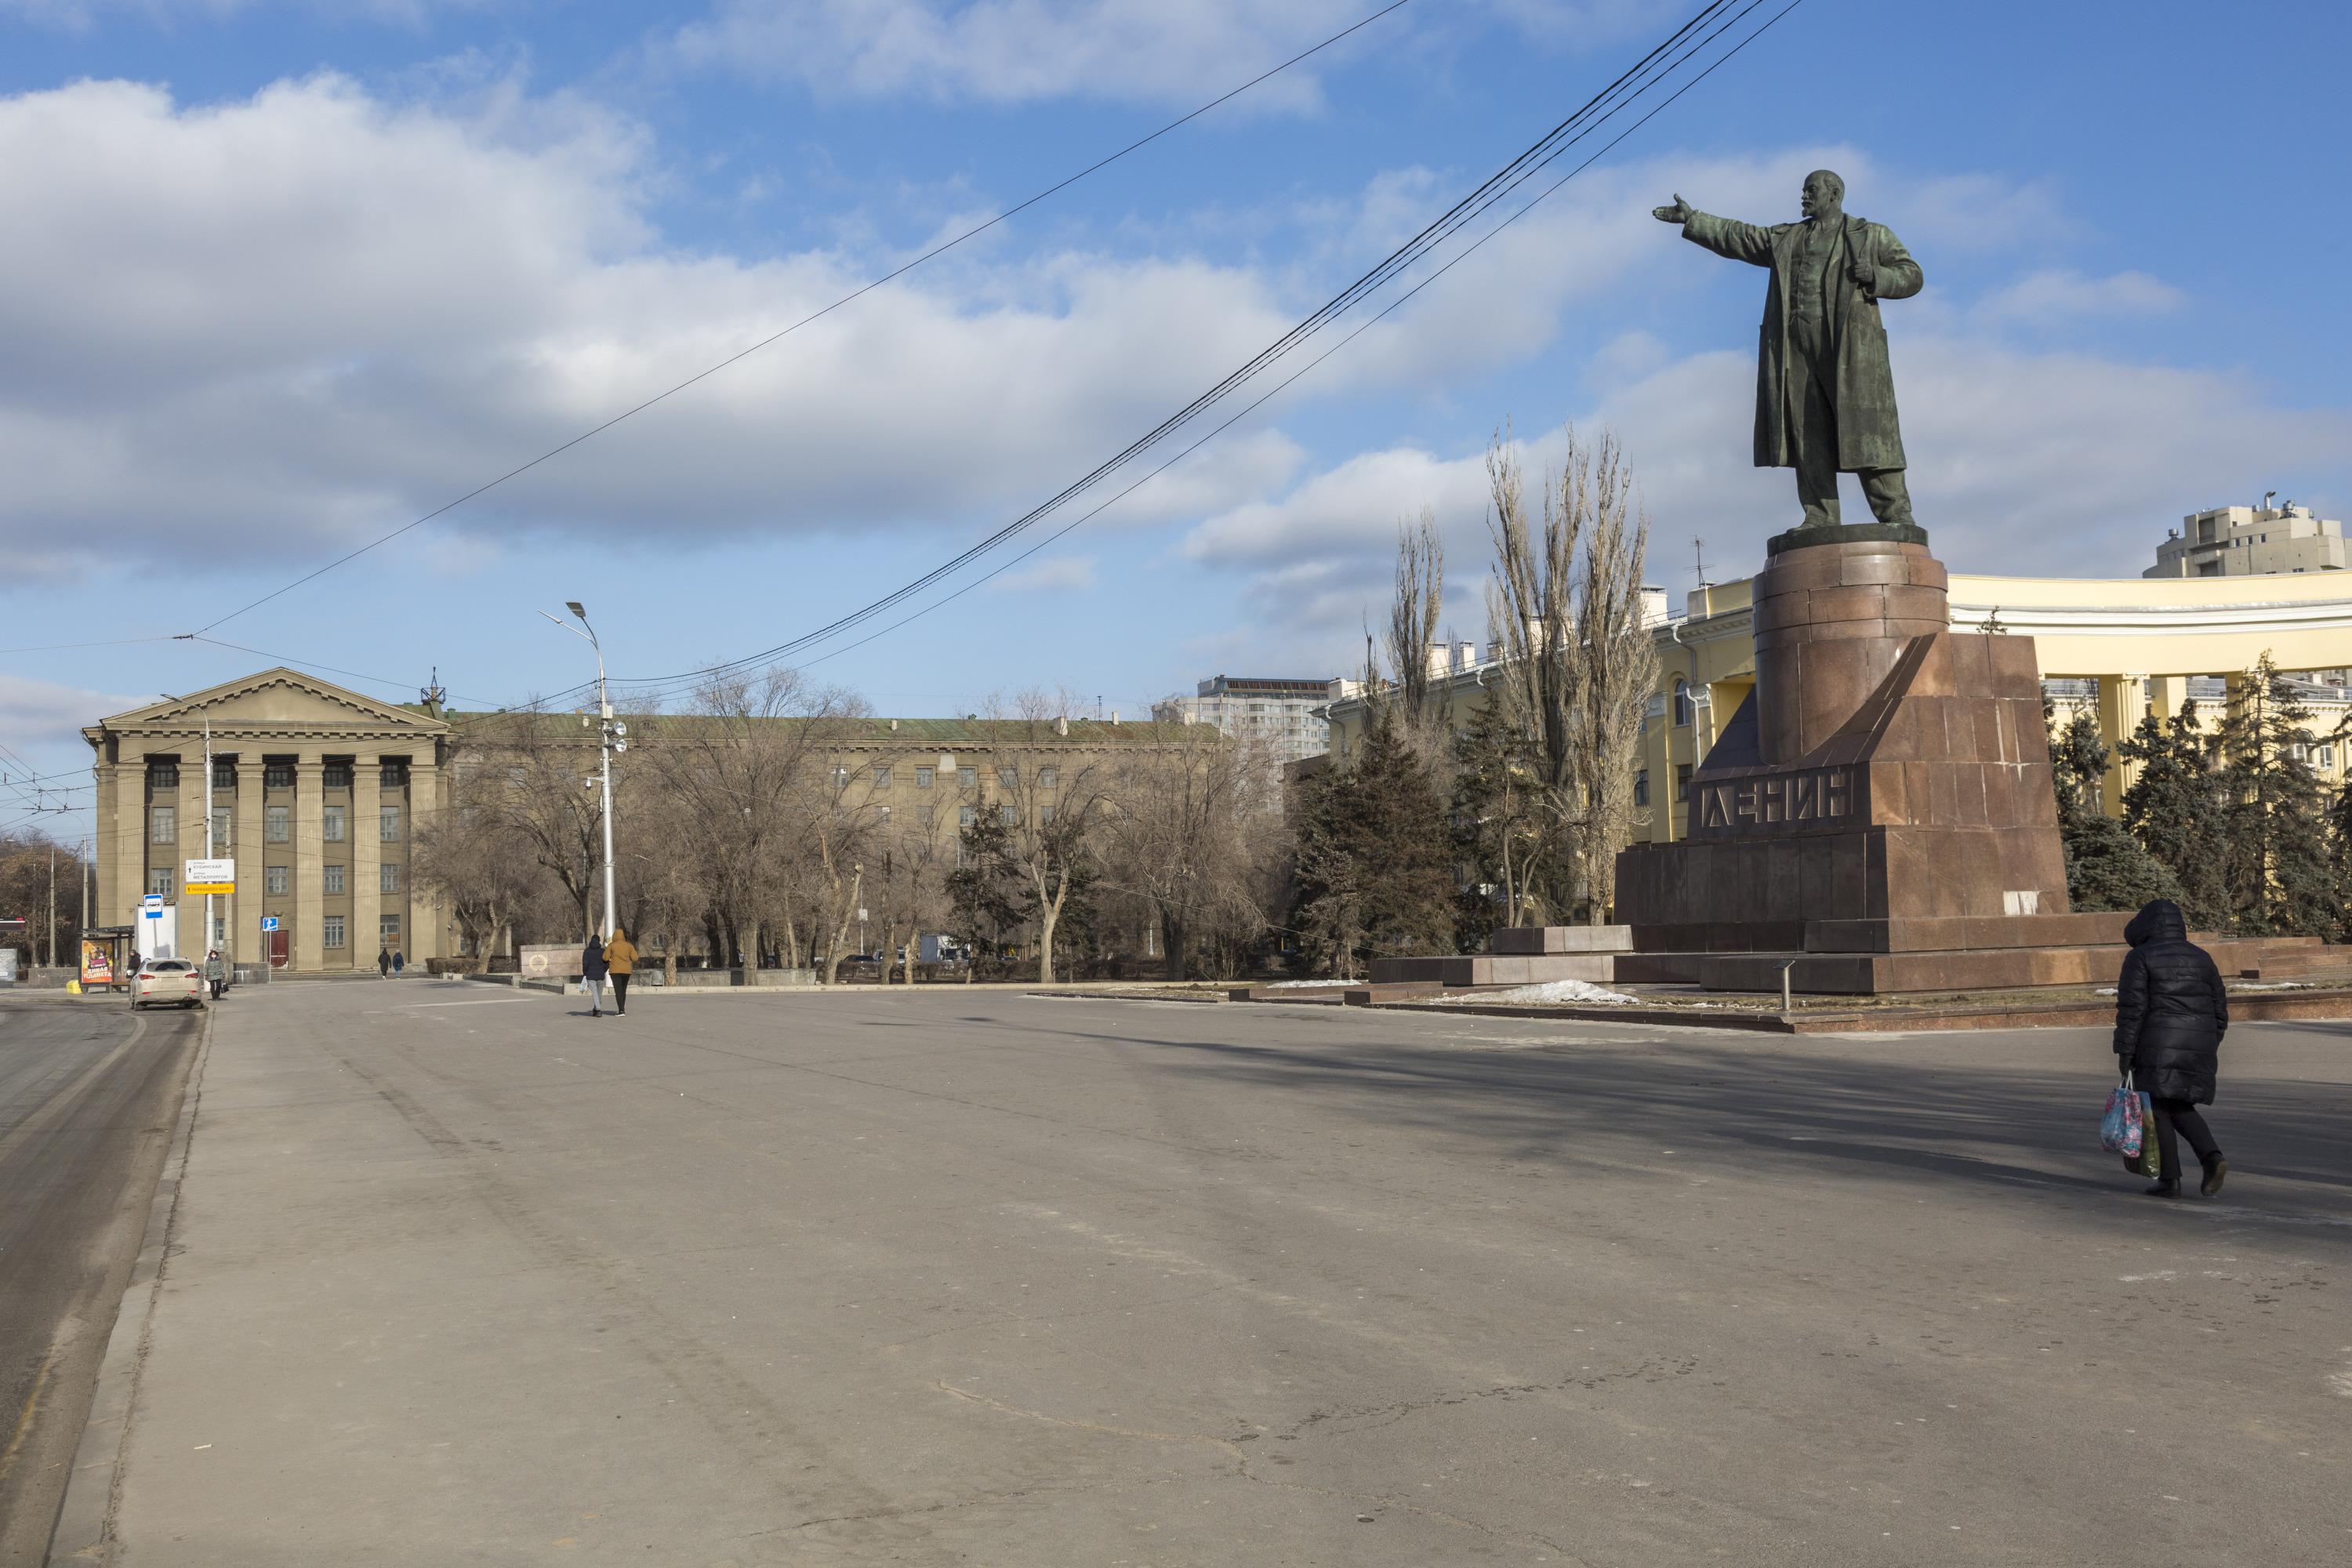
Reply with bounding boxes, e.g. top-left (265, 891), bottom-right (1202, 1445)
top-left (1153, 674), bottom-right (1352, 766)
top-left (2147, 499), bottom-right (2347, 578)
